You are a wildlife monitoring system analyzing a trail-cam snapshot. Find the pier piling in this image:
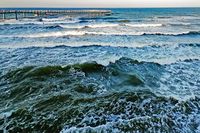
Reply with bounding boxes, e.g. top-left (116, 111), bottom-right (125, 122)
top-left (3, 12), bottom-right (5, 19)
top-left (15, 11), bottom-right (18, 20)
